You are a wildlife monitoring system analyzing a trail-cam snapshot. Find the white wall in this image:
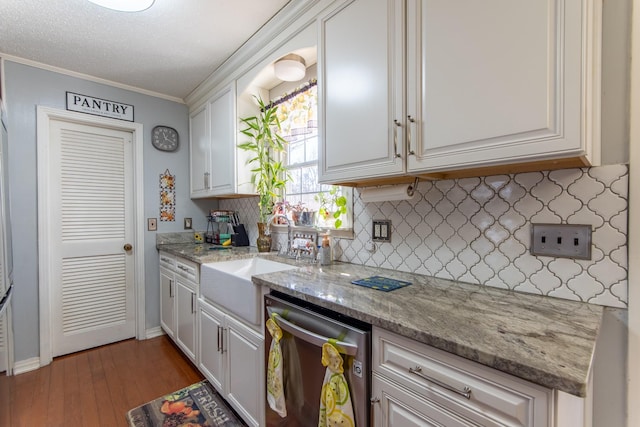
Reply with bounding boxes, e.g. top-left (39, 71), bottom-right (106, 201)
top-left (3, 60), bottom-right (216, 361)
